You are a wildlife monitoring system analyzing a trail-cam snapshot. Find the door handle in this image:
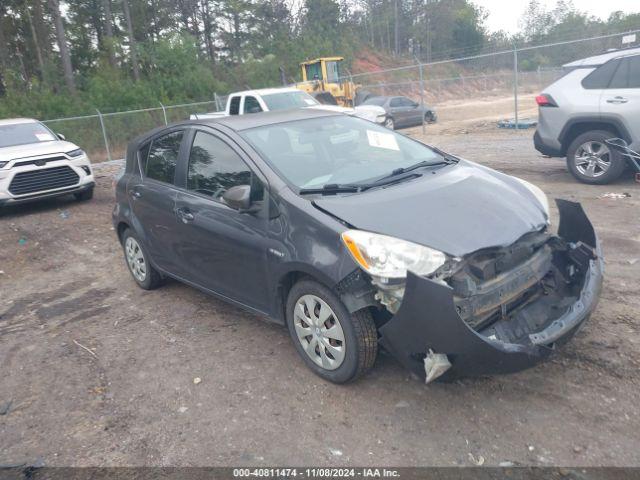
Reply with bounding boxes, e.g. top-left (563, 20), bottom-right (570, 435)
top-left (175, 207), bottom-right (194, 223)
top-left (606, 96), bottom-right (628, 104)
top-left (129, 190), bottom-right (142, 199)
